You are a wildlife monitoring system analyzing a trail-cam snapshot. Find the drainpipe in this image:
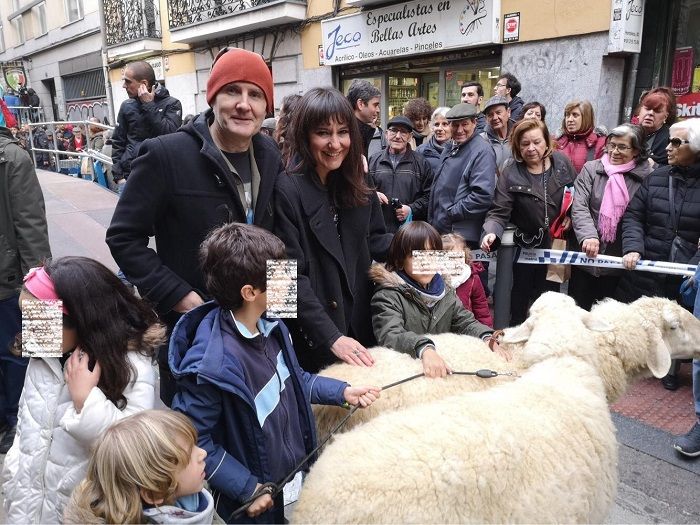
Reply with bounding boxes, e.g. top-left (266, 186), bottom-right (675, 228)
top-left (622, 52), bottom-right (640, 123)
top-left (97, 0), bottom-right (116, 124)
